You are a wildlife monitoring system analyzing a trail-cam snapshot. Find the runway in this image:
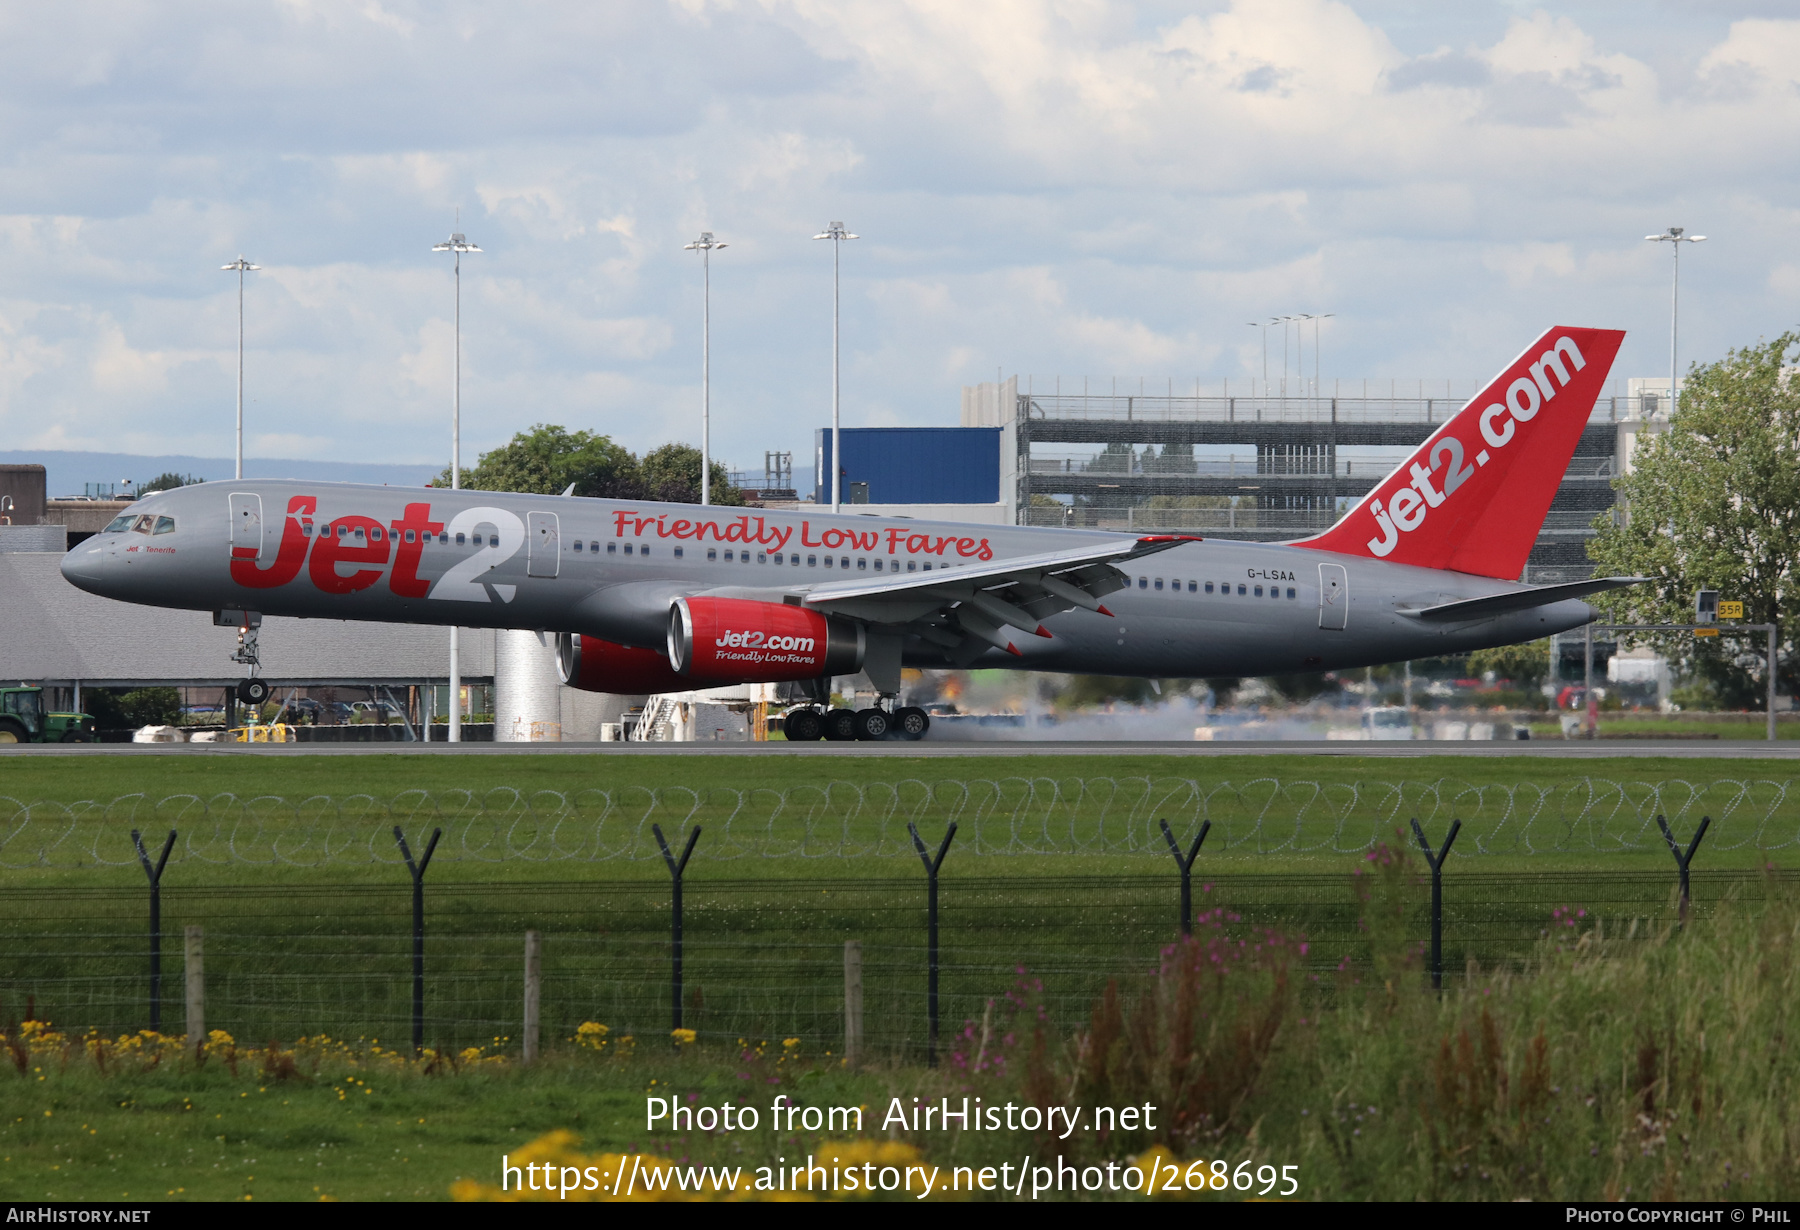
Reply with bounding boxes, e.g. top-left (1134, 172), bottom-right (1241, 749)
top-left (9, 739), bottom-right (1800, 759)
